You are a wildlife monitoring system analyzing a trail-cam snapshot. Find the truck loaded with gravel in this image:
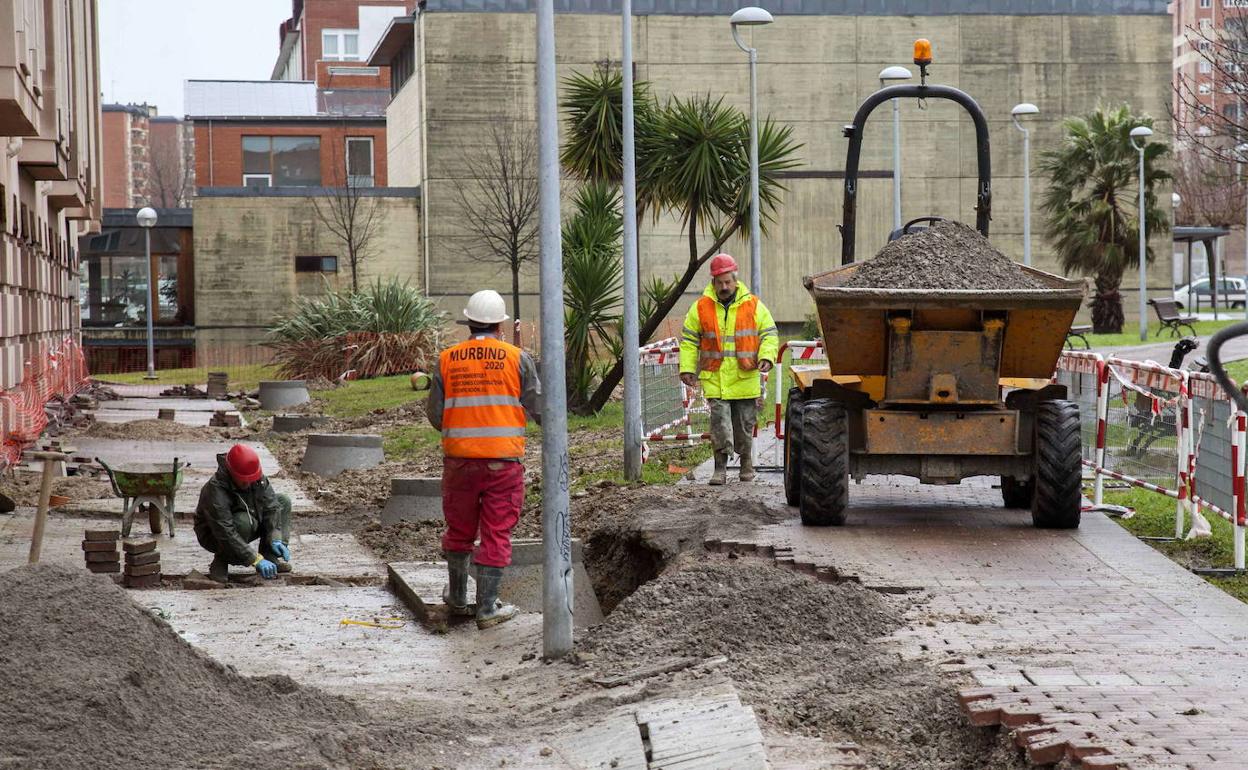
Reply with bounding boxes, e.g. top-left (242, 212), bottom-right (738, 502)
top-left (783, 42), bottom-right (1086, 530)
